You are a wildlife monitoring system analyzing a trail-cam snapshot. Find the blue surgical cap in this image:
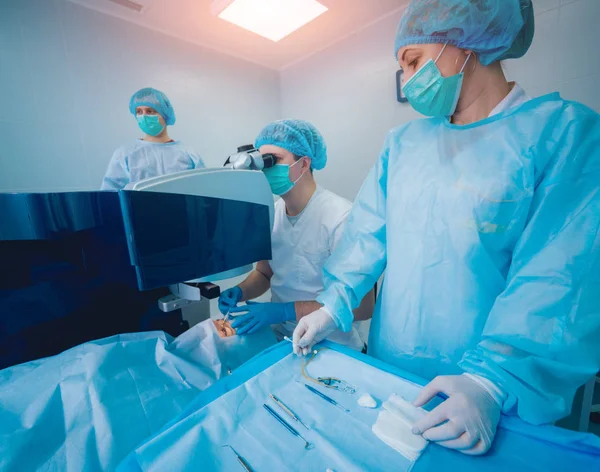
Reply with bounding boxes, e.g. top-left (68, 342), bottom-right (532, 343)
top-left (129, 88), bottom-right (176, 126)
top-left (394, 0), bottom-right (535, 66)
top-left (255, 119), bottom-right (327, 170)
